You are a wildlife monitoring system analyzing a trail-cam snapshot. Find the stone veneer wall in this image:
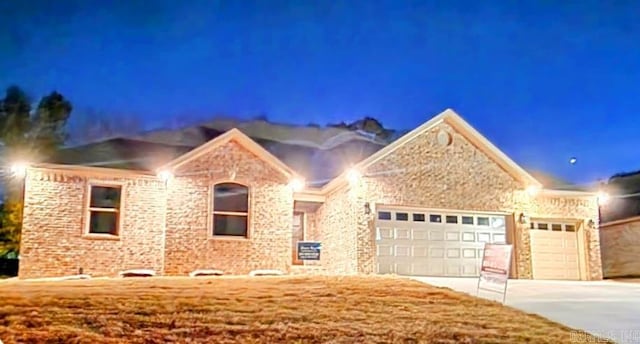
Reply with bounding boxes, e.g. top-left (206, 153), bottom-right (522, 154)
top-left (20, 169), bottom-right (167, 278)
top-left (314, 186), bottom-right (359, 274)
top-left (600, 218), bottom-right (640, 278)
top-left (348, 122), bottom-right (601, 280)
top-left (163, 140), bottom-right (294, 275)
